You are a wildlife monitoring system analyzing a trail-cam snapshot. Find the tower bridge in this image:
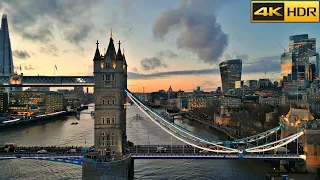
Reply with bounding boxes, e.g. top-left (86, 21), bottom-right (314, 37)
top-left (0, 33), bottom-right (309, 179)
